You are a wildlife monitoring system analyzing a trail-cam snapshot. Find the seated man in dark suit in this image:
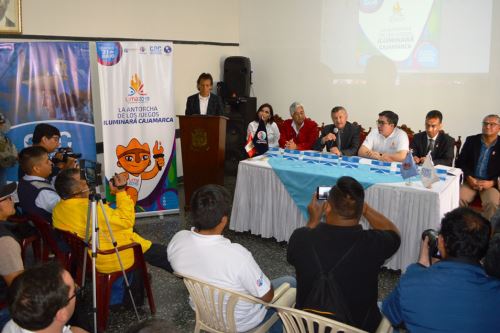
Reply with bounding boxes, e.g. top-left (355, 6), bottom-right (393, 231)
top-left (185, 73), bottom-right (224, 116)
top-left (313, 106), bottom-right (360, 156)
top-left (456, 114), bottom-right (500, 220)
top-left (410, 110), bottom-right (455, 166)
